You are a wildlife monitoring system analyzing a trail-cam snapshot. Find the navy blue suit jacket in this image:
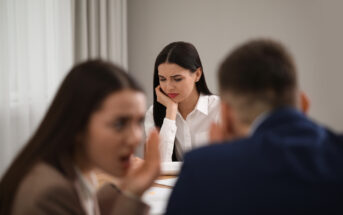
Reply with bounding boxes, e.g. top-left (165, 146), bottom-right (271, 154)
top-left (166, 108), bottom-right (343, 215)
